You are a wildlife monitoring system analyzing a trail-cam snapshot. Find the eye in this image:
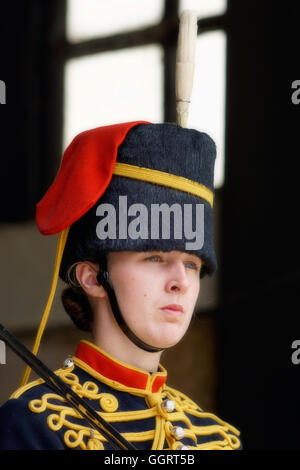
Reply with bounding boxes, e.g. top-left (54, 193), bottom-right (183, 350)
top-left (184, 260), bottom-right (201, 271)
top-left (146, 255), bottom-right (161, 262)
